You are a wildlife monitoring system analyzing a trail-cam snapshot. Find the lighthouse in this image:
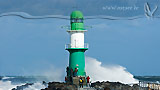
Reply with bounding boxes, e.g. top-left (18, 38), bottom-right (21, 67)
top-left (65, 11), bottom-right (88, 83)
